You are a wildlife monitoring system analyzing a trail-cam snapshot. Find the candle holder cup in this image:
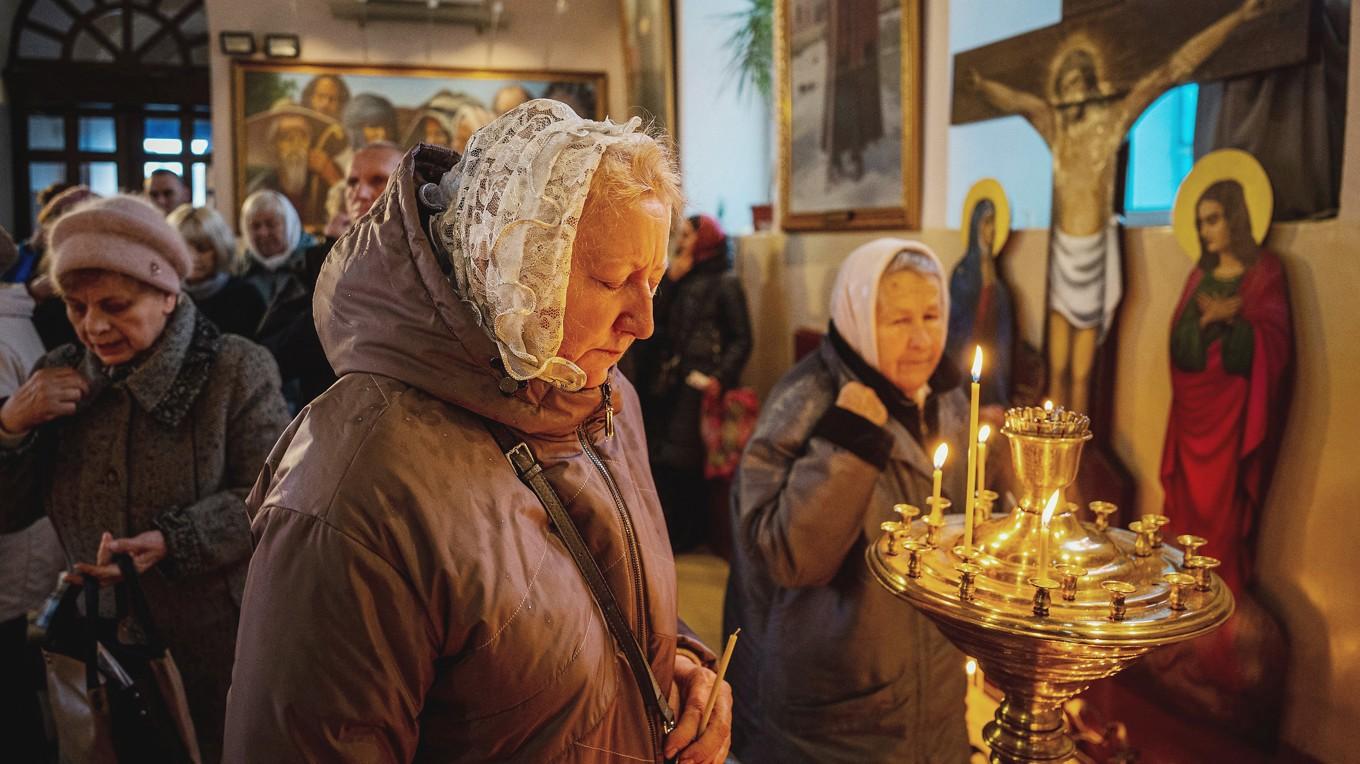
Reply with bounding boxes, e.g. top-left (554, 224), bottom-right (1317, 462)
top-left (869, 405), bottom-right (1232, 764)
